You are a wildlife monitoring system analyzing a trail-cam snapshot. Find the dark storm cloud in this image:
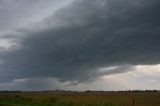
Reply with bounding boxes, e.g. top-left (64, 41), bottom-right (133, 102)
top-left (0, 0), bottom-right (160, 82)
